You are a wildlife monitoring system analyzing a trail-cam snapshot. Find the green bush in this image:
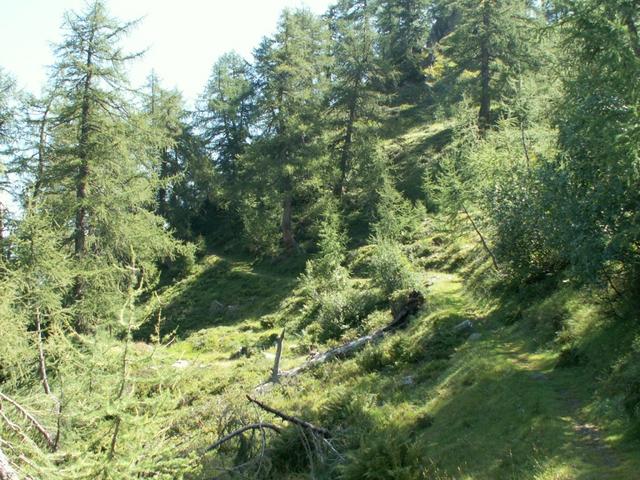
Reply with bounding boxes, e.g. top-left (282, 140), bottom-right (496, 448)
top-left (370, 240), bottom-right (422, 297)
